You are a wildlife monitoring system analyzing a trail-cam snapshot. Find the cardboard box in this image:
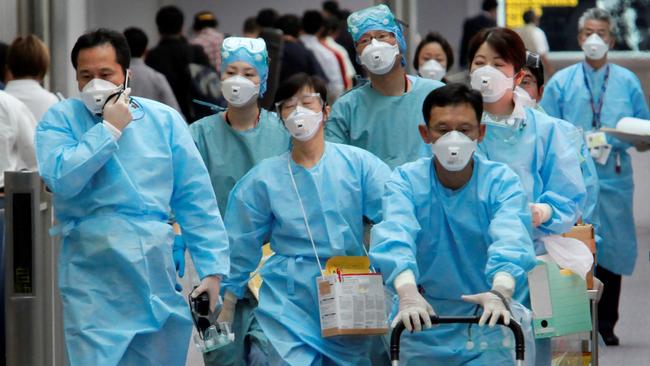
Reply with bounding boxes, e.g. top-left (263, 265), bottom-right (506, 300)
top-left (562, 224), bottom-right (596, 289)
top-left (317, 273), bottom-right (388, 337)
